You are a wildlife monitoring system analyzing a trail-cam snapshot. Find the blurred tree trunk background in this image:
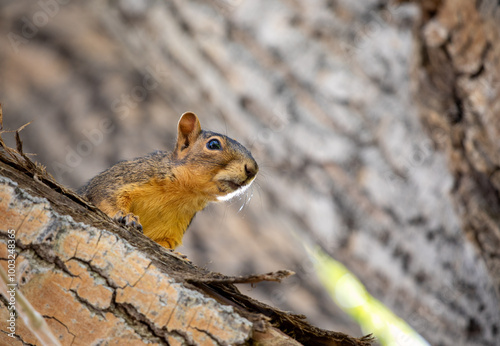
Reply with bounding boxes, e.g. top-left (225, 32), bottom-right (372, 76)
top-left (1, 0), bottom-right (499, 345)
